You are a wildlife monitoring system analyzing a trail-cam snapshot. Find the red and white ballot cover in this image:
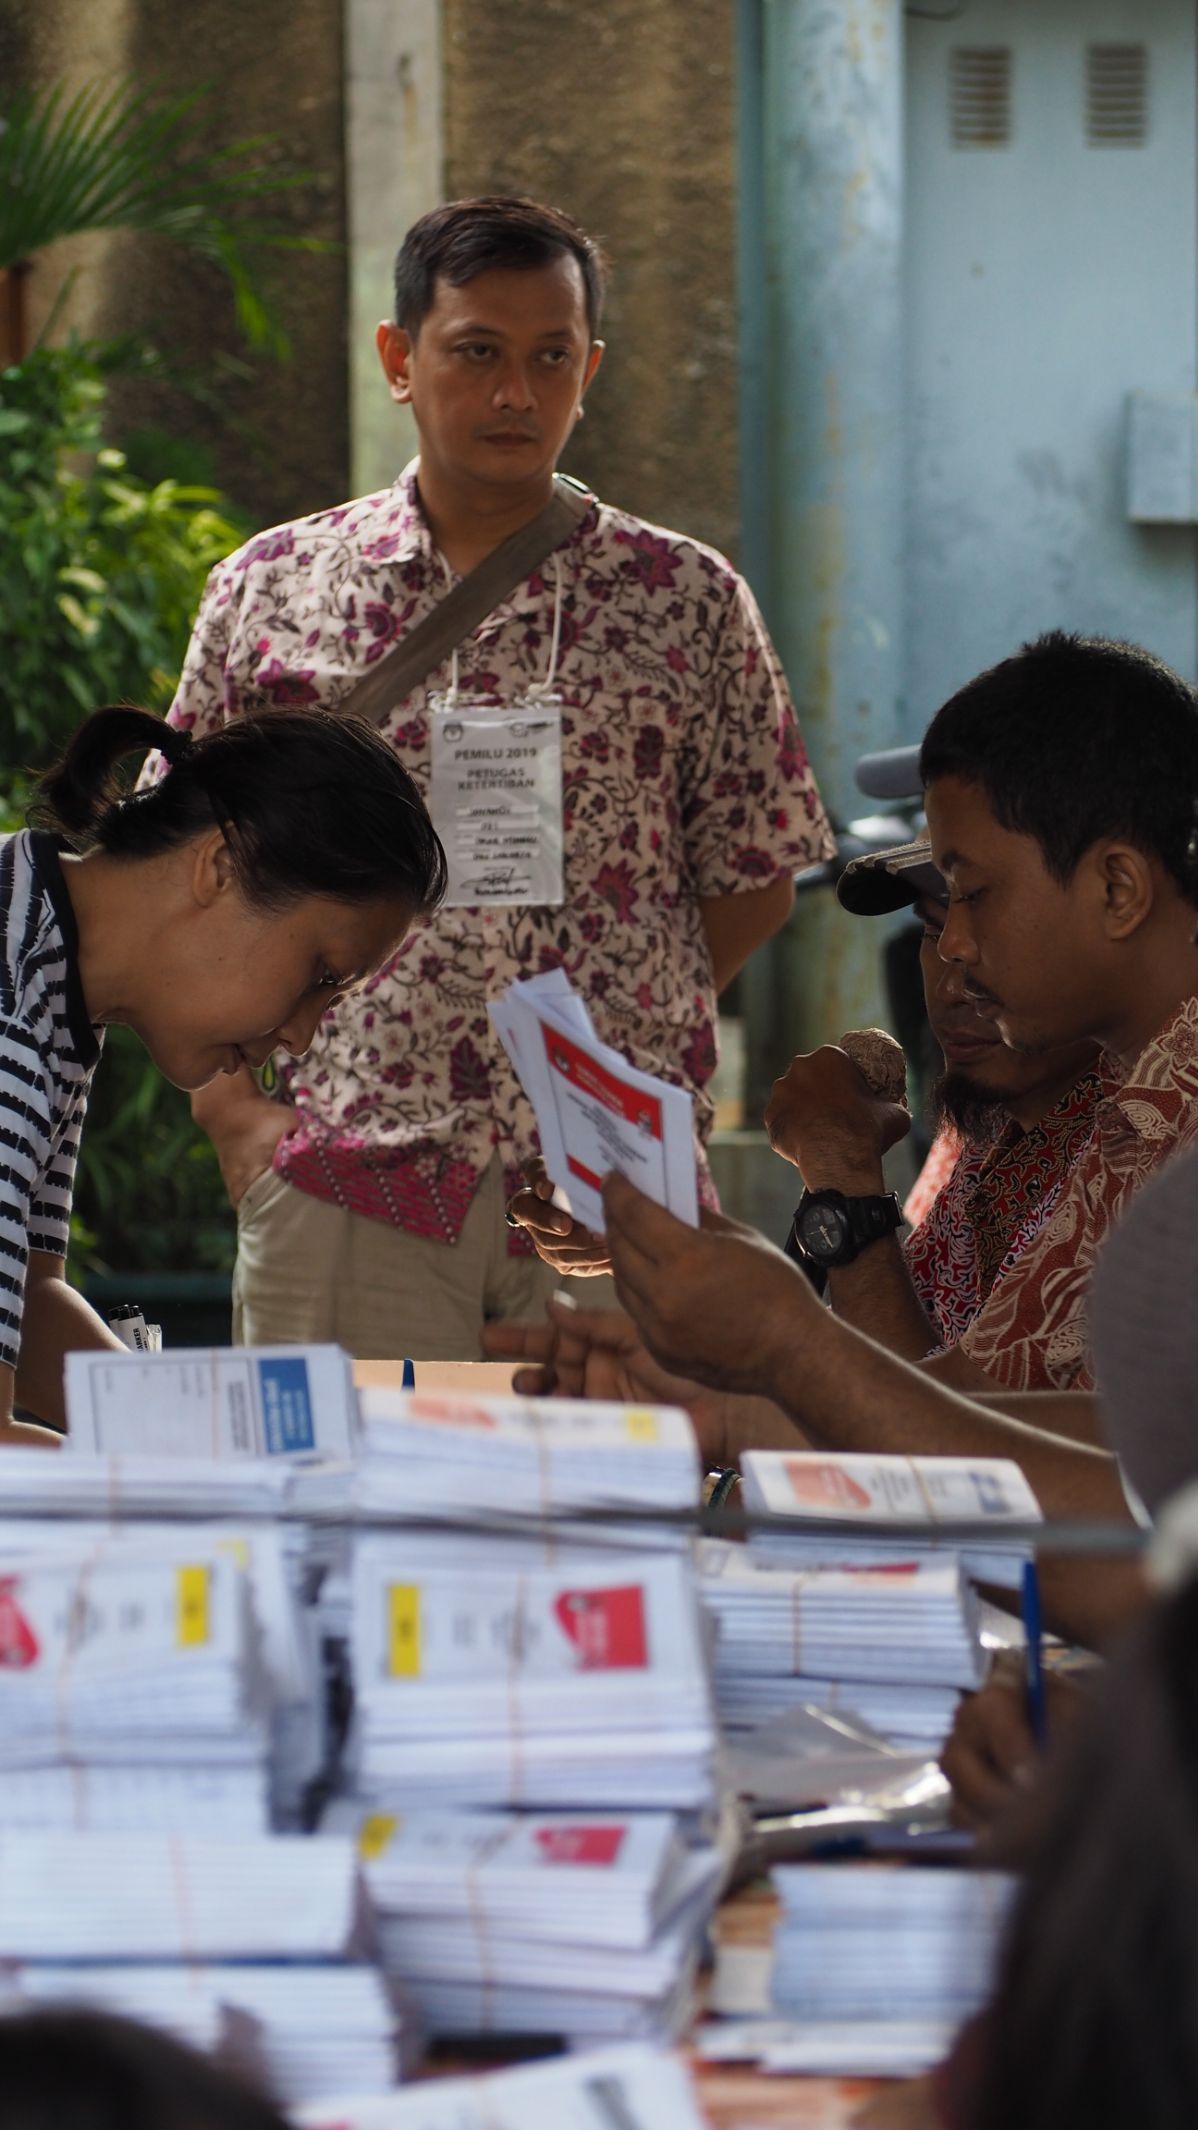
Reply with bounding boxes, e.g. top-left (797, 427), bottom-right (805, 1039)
top-left (489, 970), bottom-right (698, 1231)
top-left (741, 1451), bottom-right (1042, 1587)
